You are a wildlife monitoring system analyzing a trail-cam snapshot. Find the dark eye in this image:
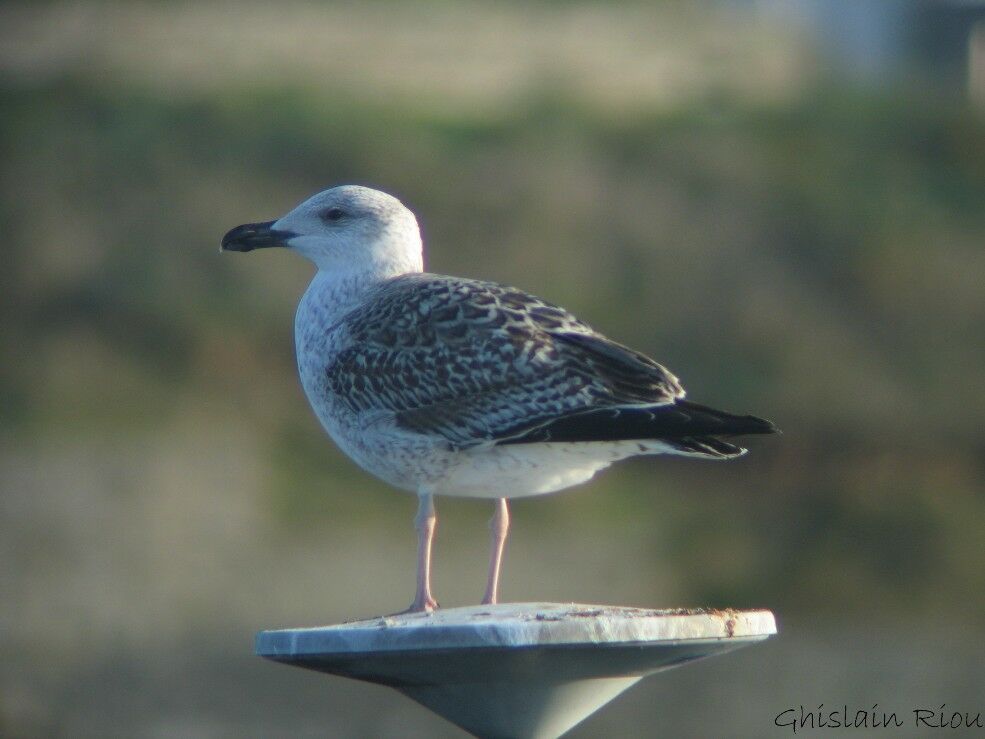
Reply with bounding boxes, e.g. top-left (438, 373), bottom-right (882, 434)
top-left (321, 207), bottom-right (345, 222)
